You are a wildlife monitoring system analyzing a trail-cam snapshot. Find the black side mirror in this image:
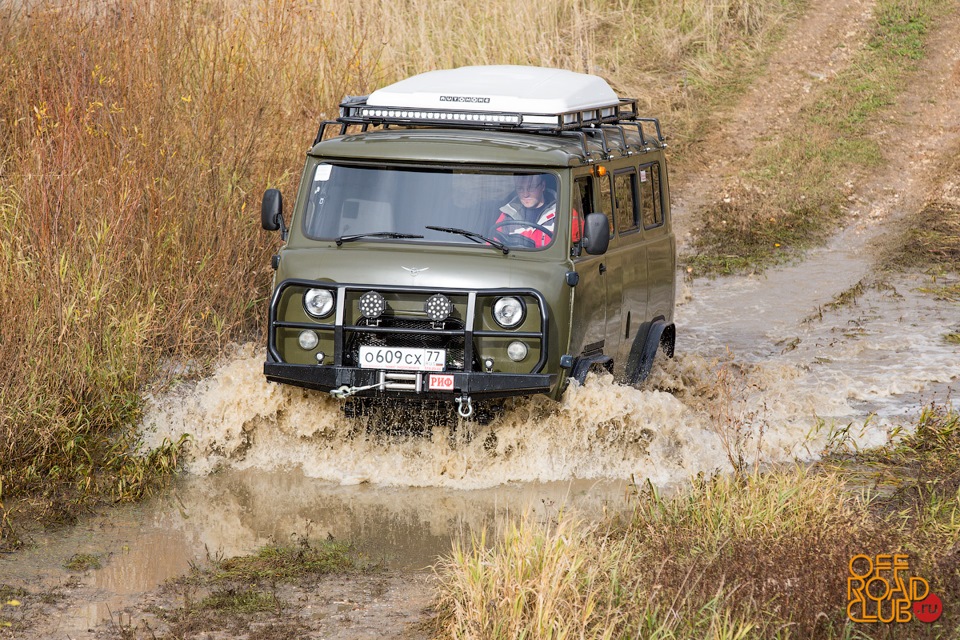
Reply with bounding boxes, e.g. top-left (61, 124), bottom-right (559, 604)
top-left (582, 212), bottom-right (610, 255)
top-left (261, 189), bottom-right (284, 232)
